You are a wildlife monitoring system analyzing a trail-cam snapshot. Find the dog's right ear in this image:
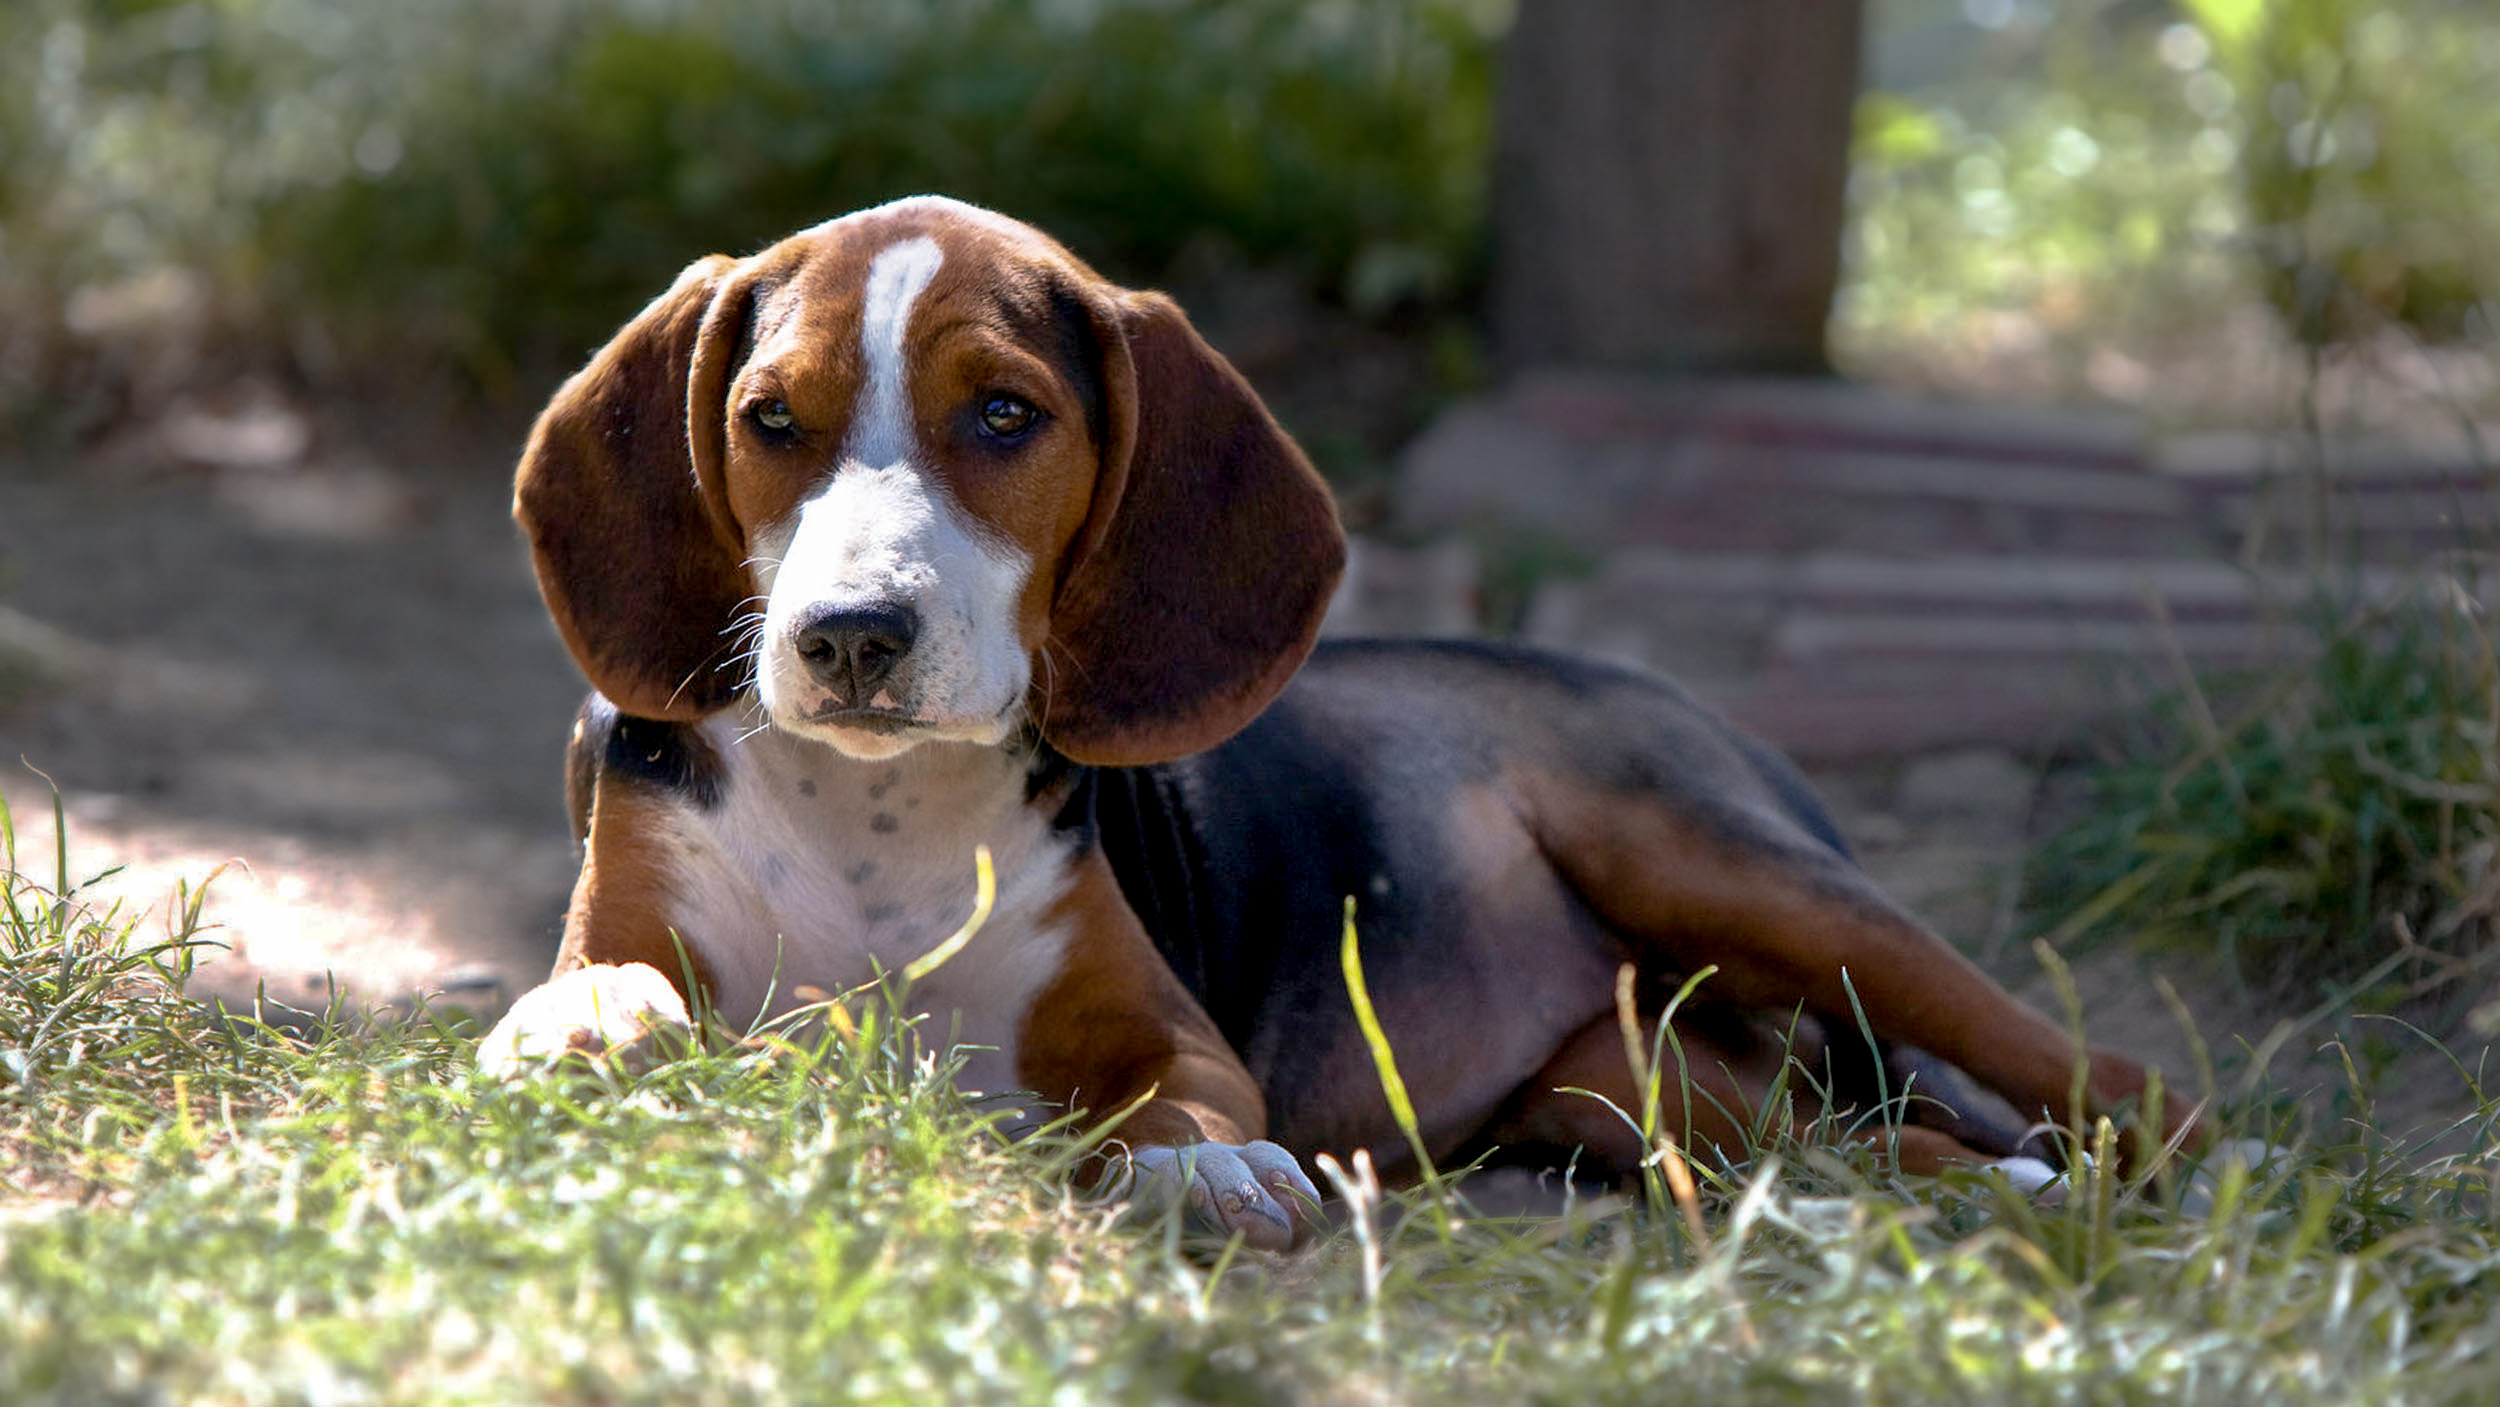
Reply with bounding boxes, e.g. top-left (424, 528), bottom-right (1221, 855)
top-left (514, 256), bottom-right (757, 721)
